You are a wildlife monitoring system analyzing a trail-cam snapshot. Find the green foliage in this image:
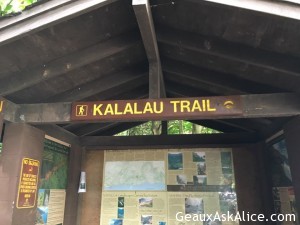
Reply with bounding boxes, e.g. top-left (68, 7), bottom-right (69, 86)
top-left (115, 120), bottom-right (220, 136)
top-left (0, 0), bottom-right (38, 16)
top-left (116, 121), bottom-right (161, 136)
